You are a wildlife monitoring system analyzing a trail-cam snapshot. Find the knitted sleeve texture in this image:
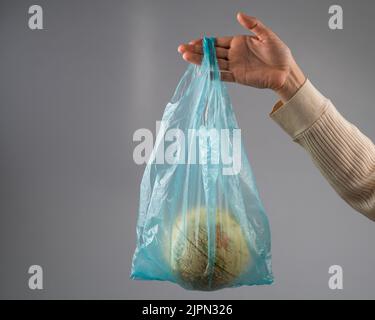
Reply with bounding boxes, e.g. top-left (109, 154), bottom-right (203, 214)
top-left (270, 80), bottom-right (375, 221)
